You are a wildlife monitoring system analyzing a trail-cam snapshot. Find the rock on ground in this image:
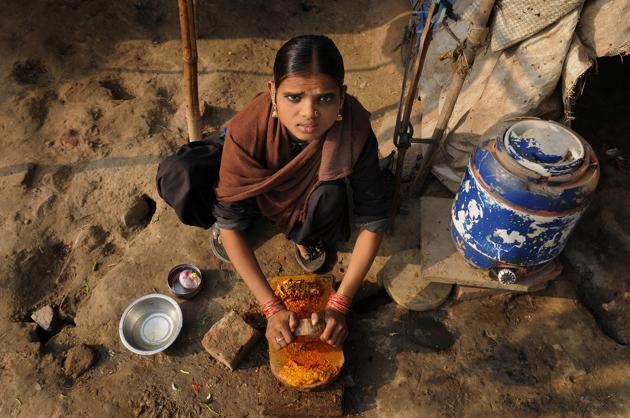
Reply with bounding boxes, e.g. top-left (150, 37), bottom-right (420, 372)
top-left (64, 344), bottom-right (96, 378)
top-left (31, 305), bottom-right (58, 333)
